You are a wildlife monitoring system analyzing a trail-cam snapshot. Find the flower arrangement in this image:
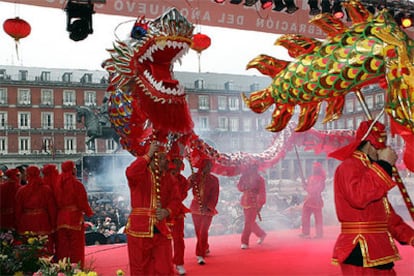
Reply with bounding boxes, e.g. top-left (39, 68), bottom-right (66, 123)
top-left (0, 230), bottom-right (96, 276)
